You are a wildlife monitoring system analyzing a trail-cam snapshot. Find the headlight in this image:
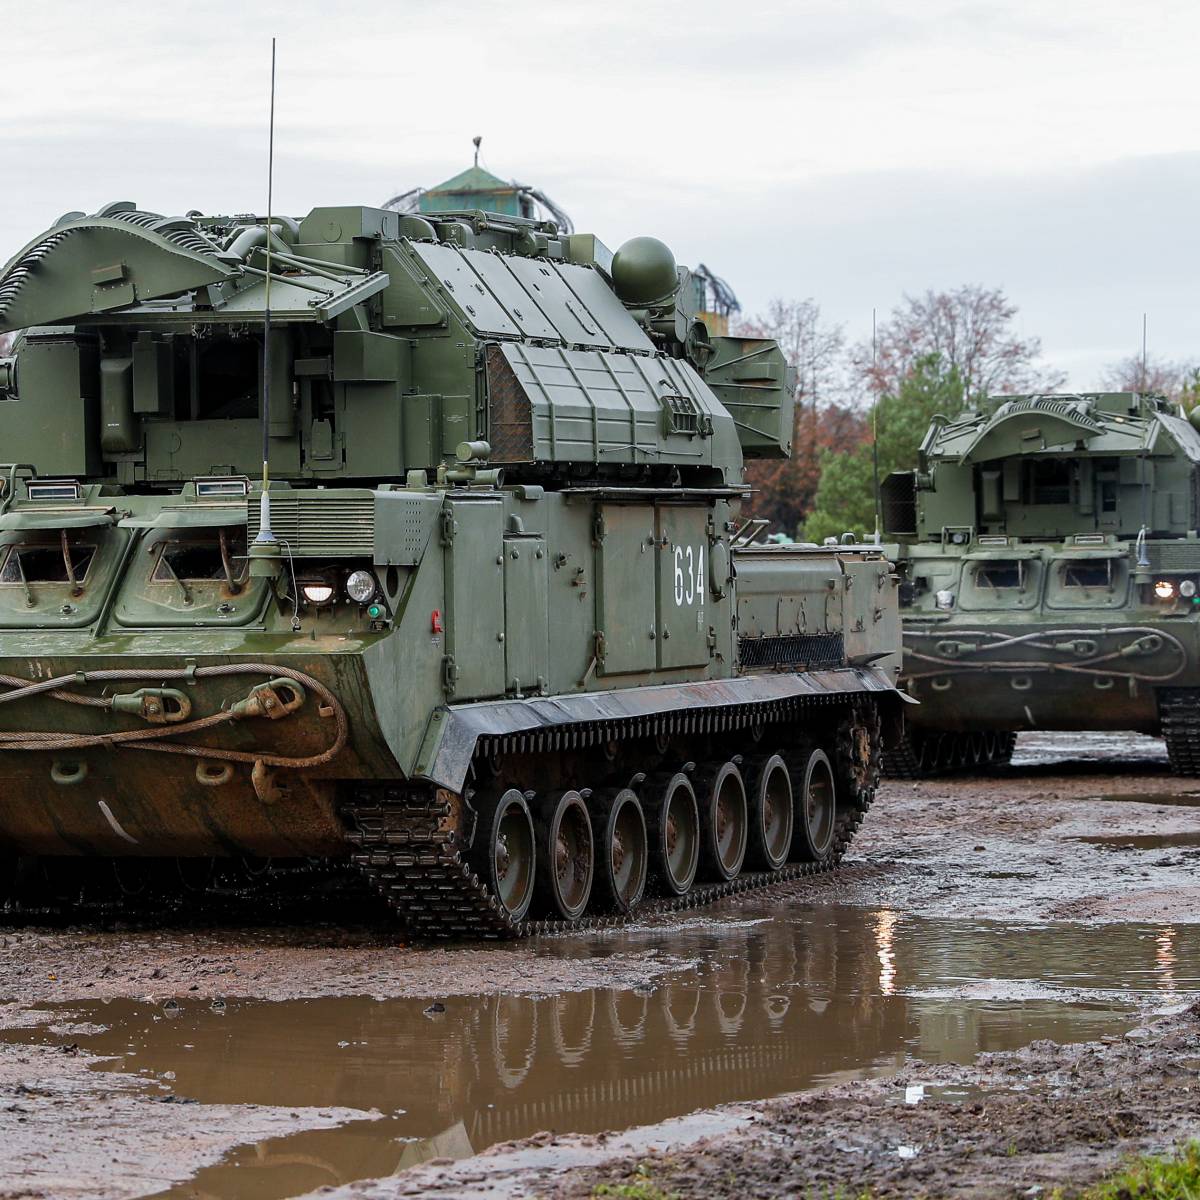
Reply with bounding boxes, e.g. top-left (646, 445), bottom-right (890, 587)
top-left (301, 582), bottom-right (335, 605)
top-left (1181, 580), bottom-right (1197, 598)
top-left (346, 569), bottom-right (377, 604)
top-left (1154, 580), bottom-right (1175, 600)
top-left (935, 589), bottom-right (956, 610)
